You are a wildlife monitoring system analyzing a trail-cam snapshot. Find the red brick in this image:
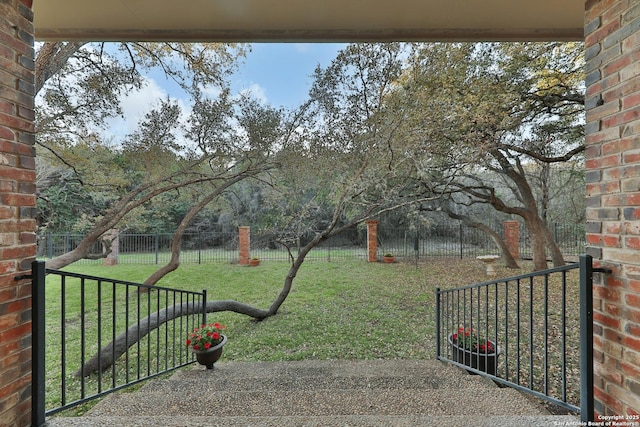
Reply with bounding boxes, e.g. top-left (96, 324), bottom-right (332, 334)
top-left (0, 246), bottom-right (35, 261)
top-left (604, 235), bottom-right (621, 247)
top-left (604, 167), bottom-right (622, 180)
top-left (0, 322), bottom-right (30, 344)
top-left (604, 55), bottom-right (632, 77)
top-left (605, 181), bottom-right (621, 193)
top-left (595, 285), bottom-right (621, 302)
top-left (594, 384), bottom-right (624, 414)
top-left (595, 361), bottom-right (623, 385)
top-left (0, 167), bottom-right (35, 182)
top-left (606, 276), bottom-right (624, 288)
top-left (586, 159), bottom-right (601, 169)
top-left (586, 15), bottom-right (621, 47)
top-left (626, 236), bottom-right (640, 249)
top-left (595, 311), bottom-right (621, 329)
top-left (629, 279), bottom-right (640, 293)
top-left (606, 223), bottom-right (623, 233)
top-left (604, 302), bottom-right (621, 317)
top-left (603, 154), bottom-right (621, 167)
top-left (625, 308), bottom-right (640, 324)
top-left (0, 193), bottom-right (35, 207)
top-left (588, 233), bottom-right (604, 245)
top-left (627, 323), bottom-right (640, 337)
top-left (627, 293), bottom-right (640, 309)
top-left (625, 151), bottom-right (640, 164)
top-left (623, 92), bottom-right (640, 109)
